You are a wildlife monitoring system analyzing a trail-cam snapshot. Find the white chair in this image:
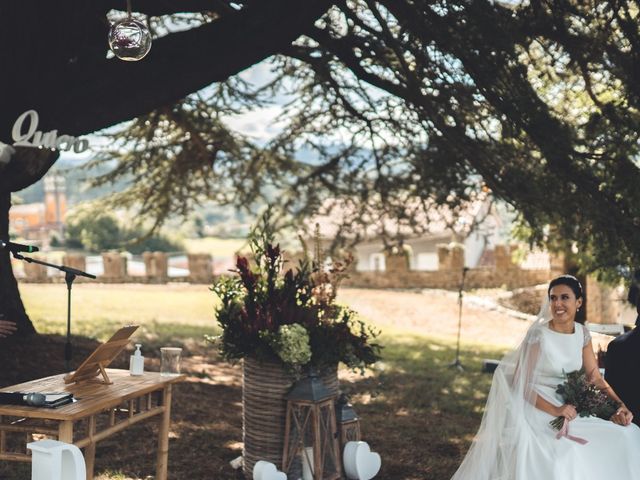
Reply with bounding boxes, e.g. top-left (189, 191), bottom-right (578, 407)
top-left (27, 439), bottom-right (86, 480)
top-left (586, 322), bottom-right (625, 336)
